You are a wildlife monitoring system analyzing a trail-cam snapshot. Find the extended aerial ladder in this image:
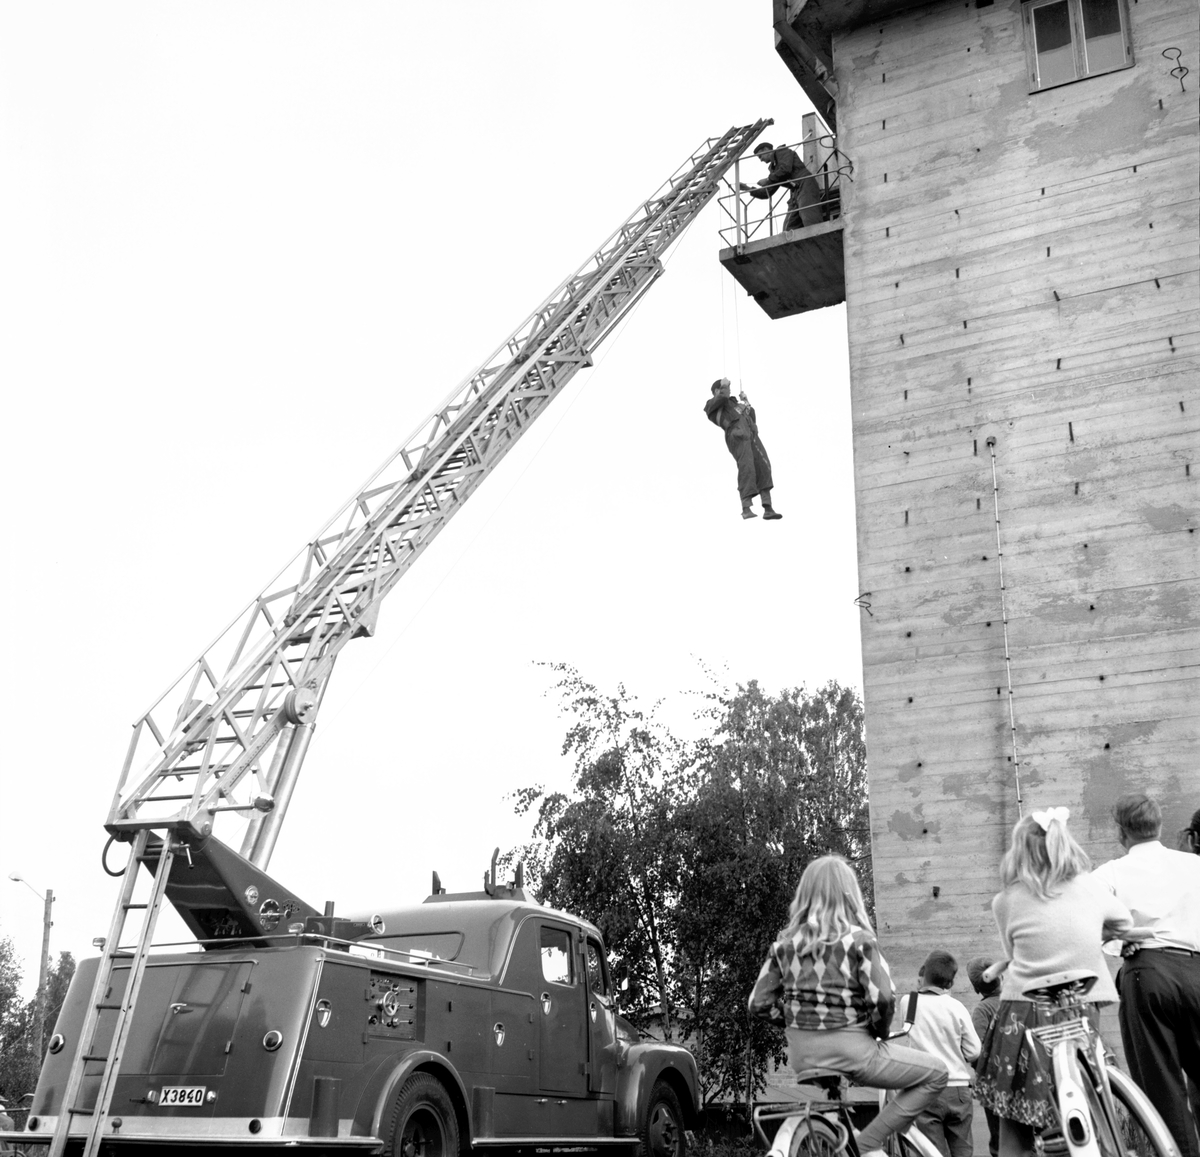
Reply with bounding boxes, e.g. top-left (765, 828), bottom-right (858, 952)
top-left (45, 119), bottom-right (770, 1157)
